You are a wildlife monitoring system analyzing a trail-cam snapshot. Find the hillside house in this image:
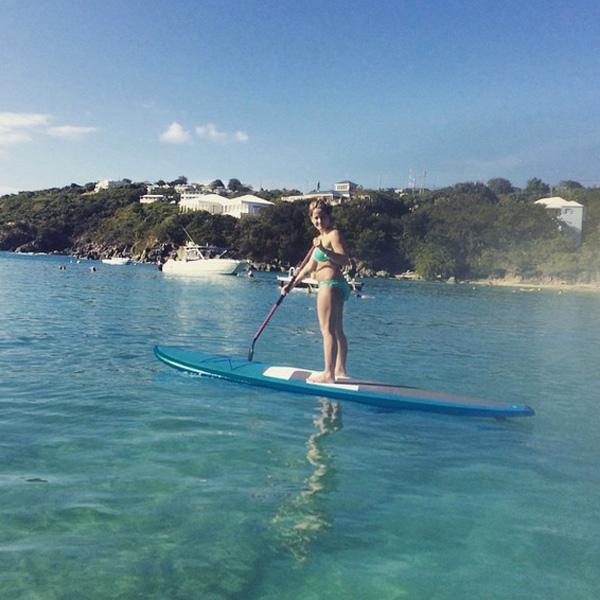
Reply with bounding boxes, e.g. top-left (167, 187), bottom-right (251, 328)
top-left (179, 193), bottom-right (273, 218)
top-left (534, 196), bottom-right (584, 244)
top-left (94, 179), bottom-right (127, 193)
